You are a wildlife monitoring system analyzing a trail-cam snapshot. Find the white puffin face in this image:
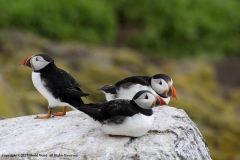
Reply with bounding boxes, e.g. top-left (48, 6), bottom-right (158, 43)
top-left (30, 56), bottom-right (51, 71)
top-left (133, 91), bottom-right (157, 109)
top-left (151, 78), bottom-right (169, 96)
top-left (22, 54), bottom-right (54, 72)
